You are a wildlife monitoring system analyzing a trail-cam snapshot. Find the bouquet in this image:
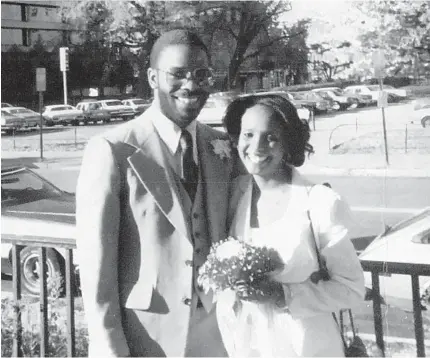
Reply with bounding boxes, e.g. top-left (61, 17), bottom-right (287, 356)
top-left (197, 237), bottom-right (284, 302)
